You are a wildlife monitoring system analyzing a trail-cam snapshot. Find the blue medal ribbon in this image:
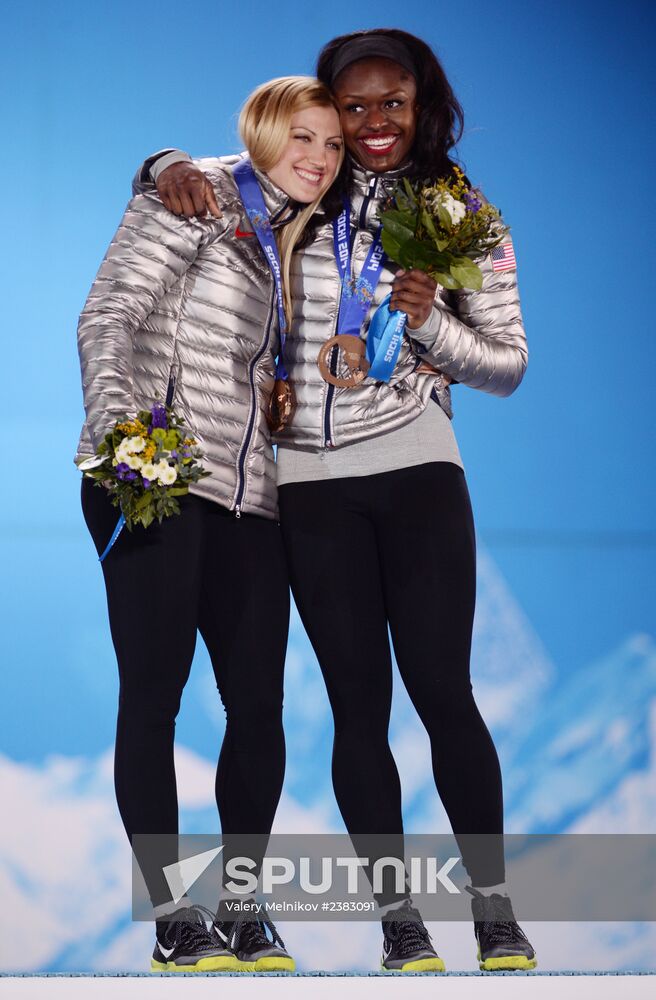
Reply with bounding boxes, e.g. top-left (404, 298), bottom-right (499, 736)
top-left (332, 198), bottom-right (406, 383)
top-left (99, 512), bottom-right (125, 563)
top-left (233, 159), bottom-right (288, 381)
top-left (366, 293), bottom-right (408, 381)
